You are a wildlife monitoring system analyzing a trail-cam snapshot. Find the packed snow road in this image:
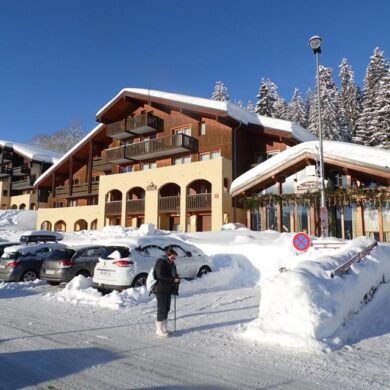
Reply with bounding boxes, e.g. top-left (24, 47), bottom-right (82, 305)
top-left (1, 281), bottom-right (389, 390)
